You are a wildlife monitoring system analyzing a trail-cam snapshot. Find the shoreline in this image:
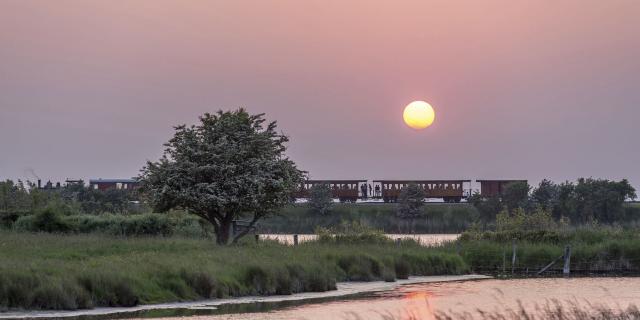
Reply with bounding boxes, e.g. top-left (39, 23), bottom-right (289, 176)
top-left (0, 275), bottom-right (491, 319)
